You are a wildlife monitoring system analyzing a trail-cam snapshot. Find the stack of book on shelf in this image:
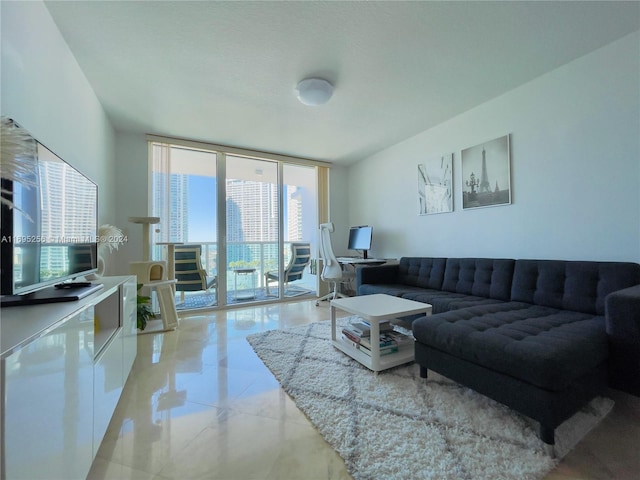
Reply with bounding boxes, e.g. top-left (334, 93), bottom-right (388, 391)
top-left (341, 320), bottom-right (413, 357)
